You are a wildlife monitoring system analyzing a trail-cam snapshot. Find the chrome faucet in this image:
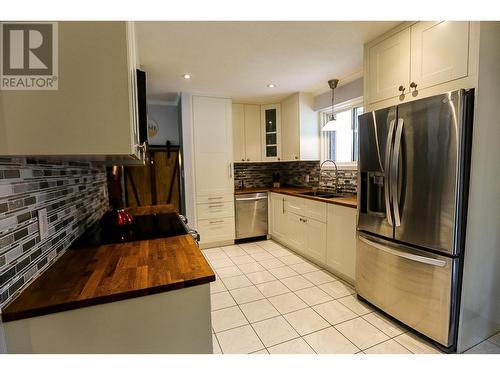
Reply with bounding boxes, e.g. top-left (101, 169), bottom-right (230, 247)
top-left (319, 159), bottom-right (339, 194)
